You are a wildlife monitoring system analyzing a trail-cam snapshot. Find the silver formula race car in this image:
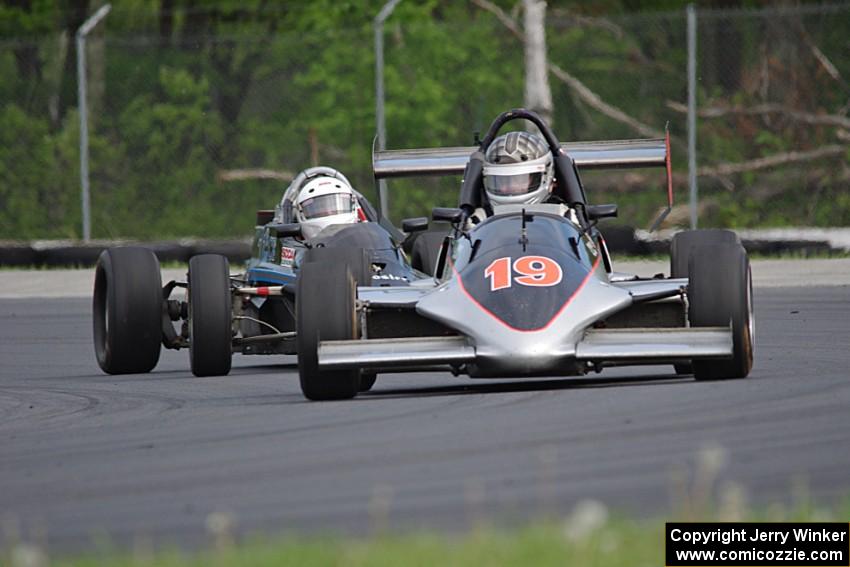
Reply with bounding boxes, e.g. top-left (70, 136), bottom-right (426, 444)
top-left (294, 109), bottom-right (754, 400)
top-left (92, 166), bottom-right (429, 387)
